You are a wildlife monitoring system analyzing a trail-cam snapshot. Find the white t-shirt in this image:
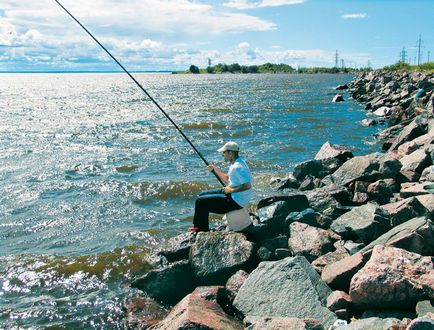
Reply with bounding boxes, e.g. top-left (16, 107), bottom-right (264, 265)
top-left (228, 157), bottom-right (253, 207)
